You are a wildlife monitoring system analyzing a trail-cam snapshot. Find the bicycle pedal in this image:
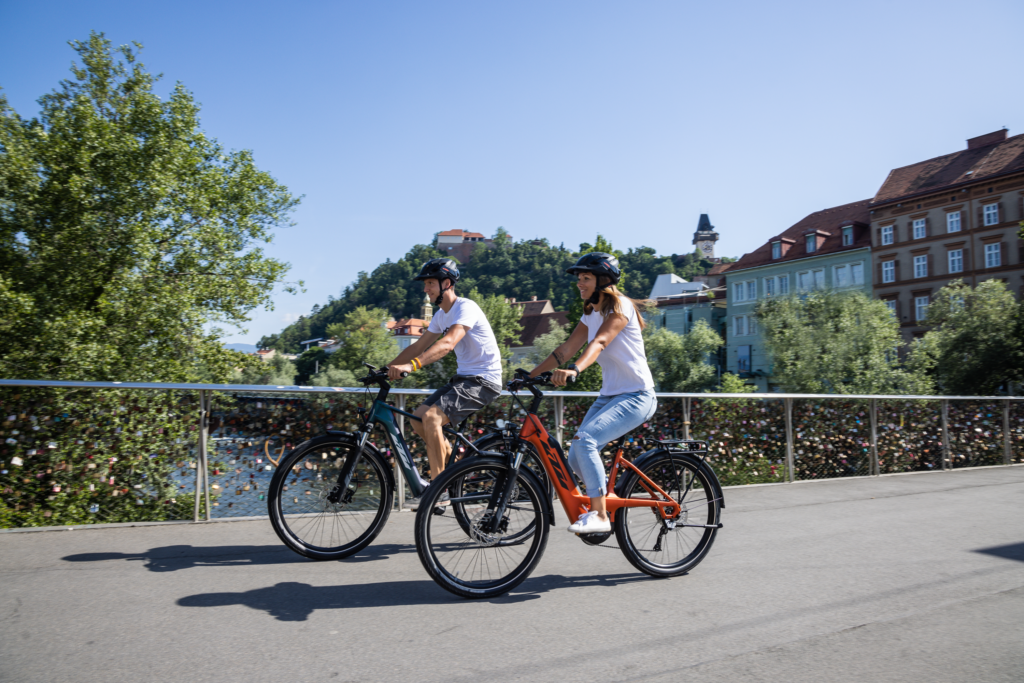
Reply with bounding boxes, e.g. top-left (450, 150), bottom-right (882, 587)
top-left (431, 505), bottom-right (446, 516)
